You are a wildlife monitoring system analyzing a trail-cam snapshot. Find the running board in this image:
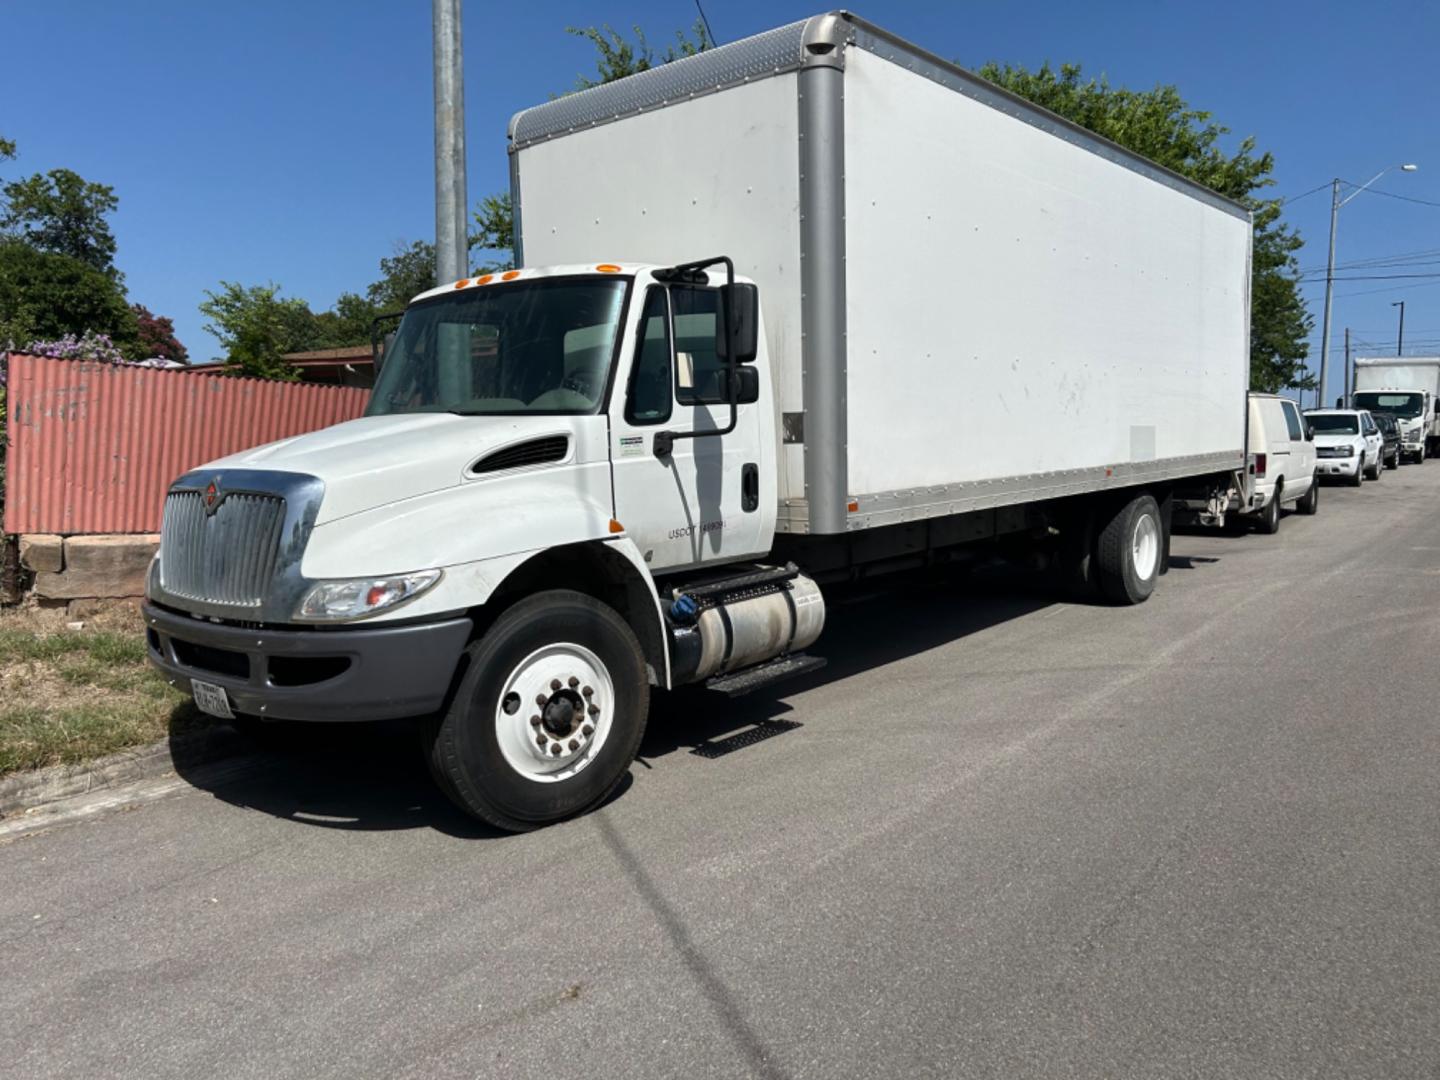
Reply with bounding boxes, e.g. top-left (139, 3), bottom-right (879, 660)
top-left (705, 654), bottom-right (827, 697)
